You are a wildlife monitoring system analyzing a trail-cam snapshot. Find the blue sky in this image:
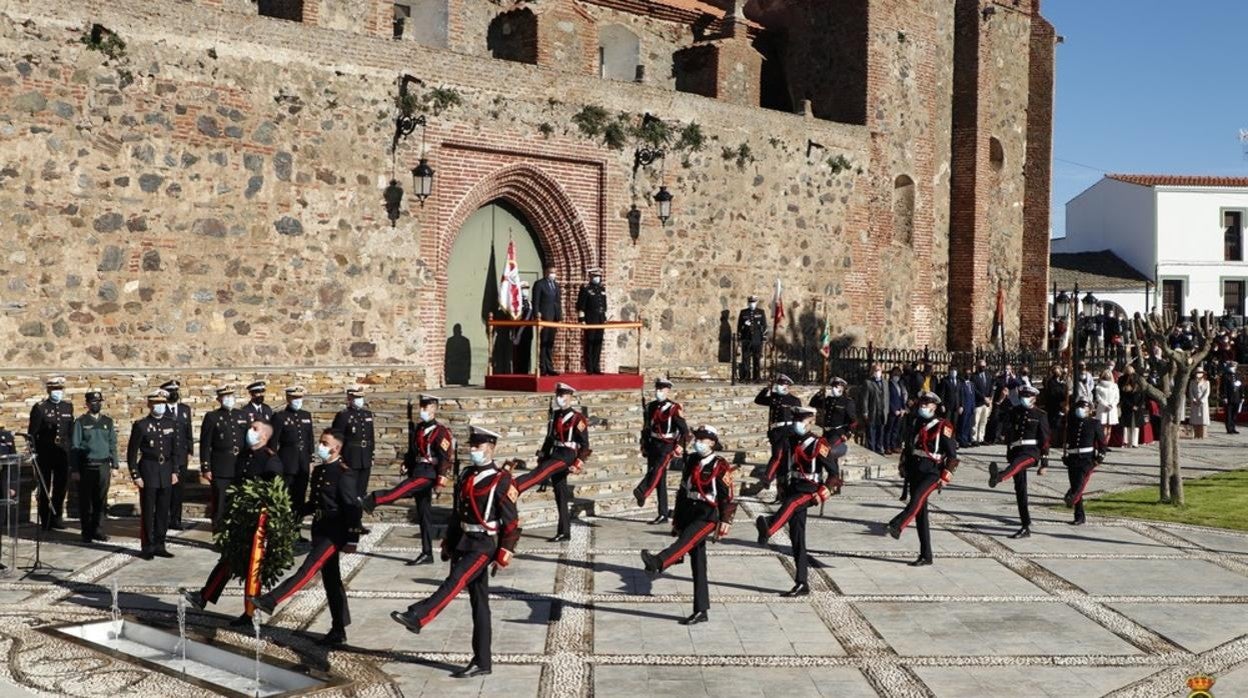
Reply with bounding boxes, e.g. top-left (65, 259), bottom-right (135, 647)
top-left (1045, 0), bottom-right (1248, 237)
